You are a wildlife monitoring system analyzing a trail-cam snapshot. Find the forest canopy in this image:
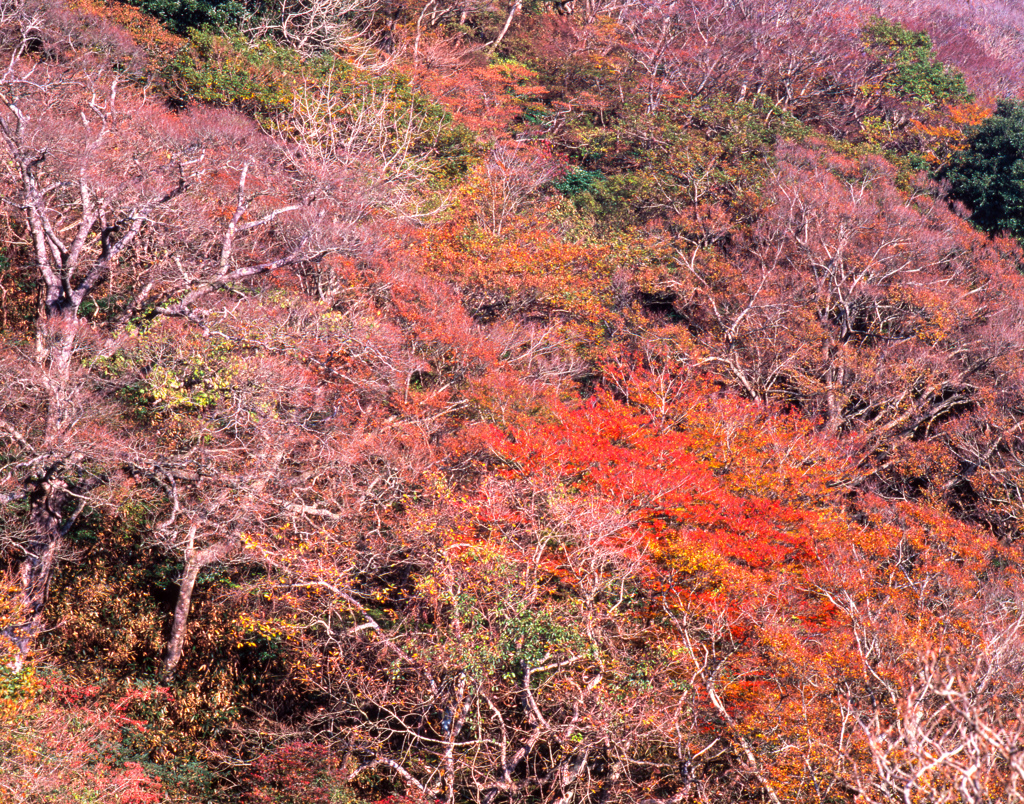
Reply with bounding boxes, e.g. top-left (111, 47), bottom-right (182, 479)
top-left (2, 0), bottom-right (1024, 802)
